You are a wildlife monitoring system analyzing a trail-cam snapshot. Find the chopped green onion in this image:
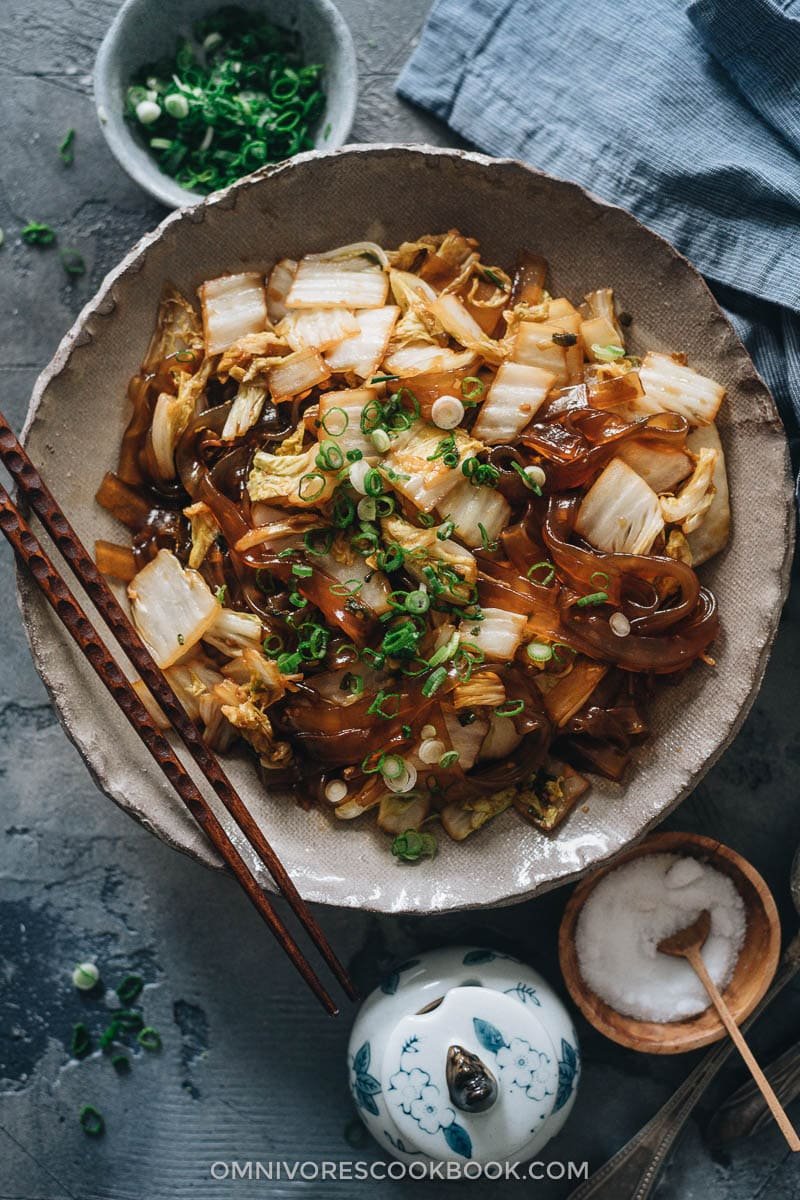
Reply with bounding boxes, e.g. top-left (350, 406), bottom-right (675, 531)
top-left (381, 621), bottom-right (421, 659)
top-left (511, 460), bottom-right (541, 494)
top-left (375, 495), bottom-right (396, 517)
top-left (298, 472), bottom-right (326, 502)
top-left (59, 128), bottom-right (76, 166)
top-left (116, 975), bottom-right (144, 1006)
top-left (461, 376), bottom-right (484, 401)
top-left (304, 527), bottom-right (334, 557)
top-left (380, 753), bottom-right (405, 781)
top-left (137, 1027), bottom-right (162, 1051)
top-left (340, 672), bottom-right (364, 695)
top-left (478, 523), bottom-right (498, 552)
top-left (366, 690), bottom-right (401, 719)
top-left (263, 633), bottom-right (284, 655)
top-left (391, 830), bottom-right (437, 862)
top-left (480, 267), bottom-right (507, 290)
top-left (591, 570), bottom-right (611, 587)
top-left (422, 666), bottom-right (448, 697)
top-left (364, 468), bottom-right (384, 496)
top-left (79, 1105), bottom-right (105, 1137)
top-left (377, 544), bottom-right (404, 573)
top-left (289, 591), bottom-right (308, 608)
top-left (527, 560), bottom-right (556, 586)
top-left (497, 699), bottom-right (525, 717)
top-left (576, 591), bottom-right (609, 607)
top-left (418, 513), bottom-right (436, 528)
top-left (405, 590), bottom-right (430, 615)
top-left (592, 343), bottom-right (626, 362)
top-left (330, 578), bottom-right (363, 596)
top-left (526, 641), bottom-right (553, 663)
top-left (369, 374), bottom-right (399, 385)
top-left (292, 563), bottom-right (313, 578)
top-left (214, 584), bottom-right (227, 605)
top-left (277, 650), bottom-right (303, 673)
top-left (332, 492), bottom-right (356, 528)
top-left (357, 497), bottom-right (377, 521)
top-left (111, 1053), bottom-right (131, 1074)
top-left (316, 440), bottom-right (344, 471)
top-left (428, 631), bottom-right (459, 668)
top-left (437, 519), bottom-right (455, 541)
top-left (71, 1023), bottom-right (92, 1059)
top-left (345, 448), bottom-right (363, 462)
top-left (438, 750), bottom-right (459, 769)
top-left (21, 220), bottom-right (56, 246)
top-left (72, 961), bottom-right (100, 991)
top-left (370, 429), bottom-right (391, 453)
top-left (360, 647), bottom-right (385, 668)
